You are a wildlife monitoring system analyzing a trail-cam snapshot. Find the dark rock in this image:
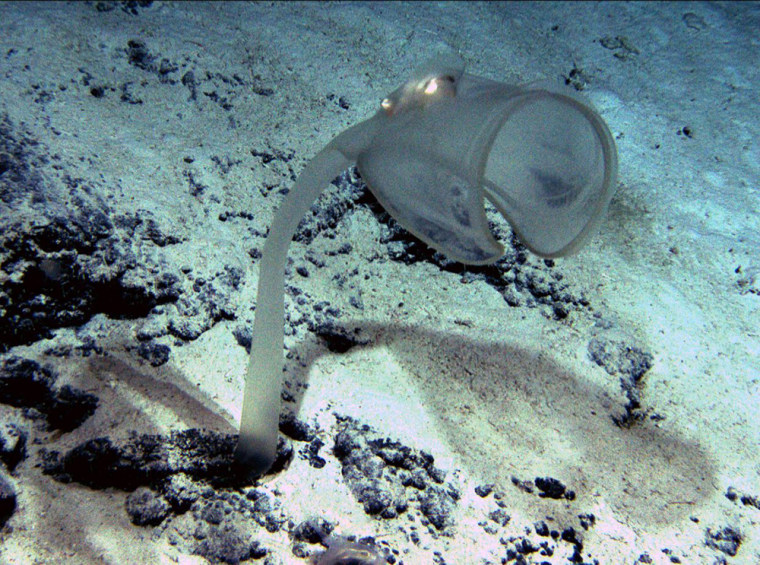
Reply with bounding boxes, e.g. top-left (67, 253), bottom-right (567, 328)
top-left (0, 422), bottom-right (27, 471)
top-left (126, 486), bottom-right (170, 526)
top-left (314, 322), bottom-right (368, 353)
top-left (162, 472), bottom-right (202, 512)
top-left (198, 499), bottom-right (226, 525)
top-left (587, 337), bottom-right (653, 426)
top-left (292, 517), bottom-right (334, 544)
top-left (488, 508), bottom-right (510, 527)
top-left (0, 472), bottom-right (16, 527)
top-left (587, 338), bottom-right (653, 383)
top-left (191, 520), bottom-right (266, 564)
top-left (136, 341), bottom-right (171, 366)
top-left (333, 415), bottom-right (457, 531)
top-left (126, 40), bottom-right (155, 71)
top-left (535, 476), bottom-right (566, 499)
top-left (41, 429), bottom-right (246, 490)
top-left (475, 484), bottom-right (494, 497)
top-left (578, 512), bottom-right (596, 530)
top-left (0, 357), bottom-right (97, 431)
top-left (0, 212), bottom-right (182, 351)
top-left (534, 520), bottom-right (550, 536)
top-left (0, 114), bottom-right (48, 206)
top-left (300, 437), bottom-right (326, 469)
top-left (705, 526), bottom-right (742, 557)
top-left (279, 414), bottom-right (316, 442)
top-left (46, 385), bottom-right (99, 431)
